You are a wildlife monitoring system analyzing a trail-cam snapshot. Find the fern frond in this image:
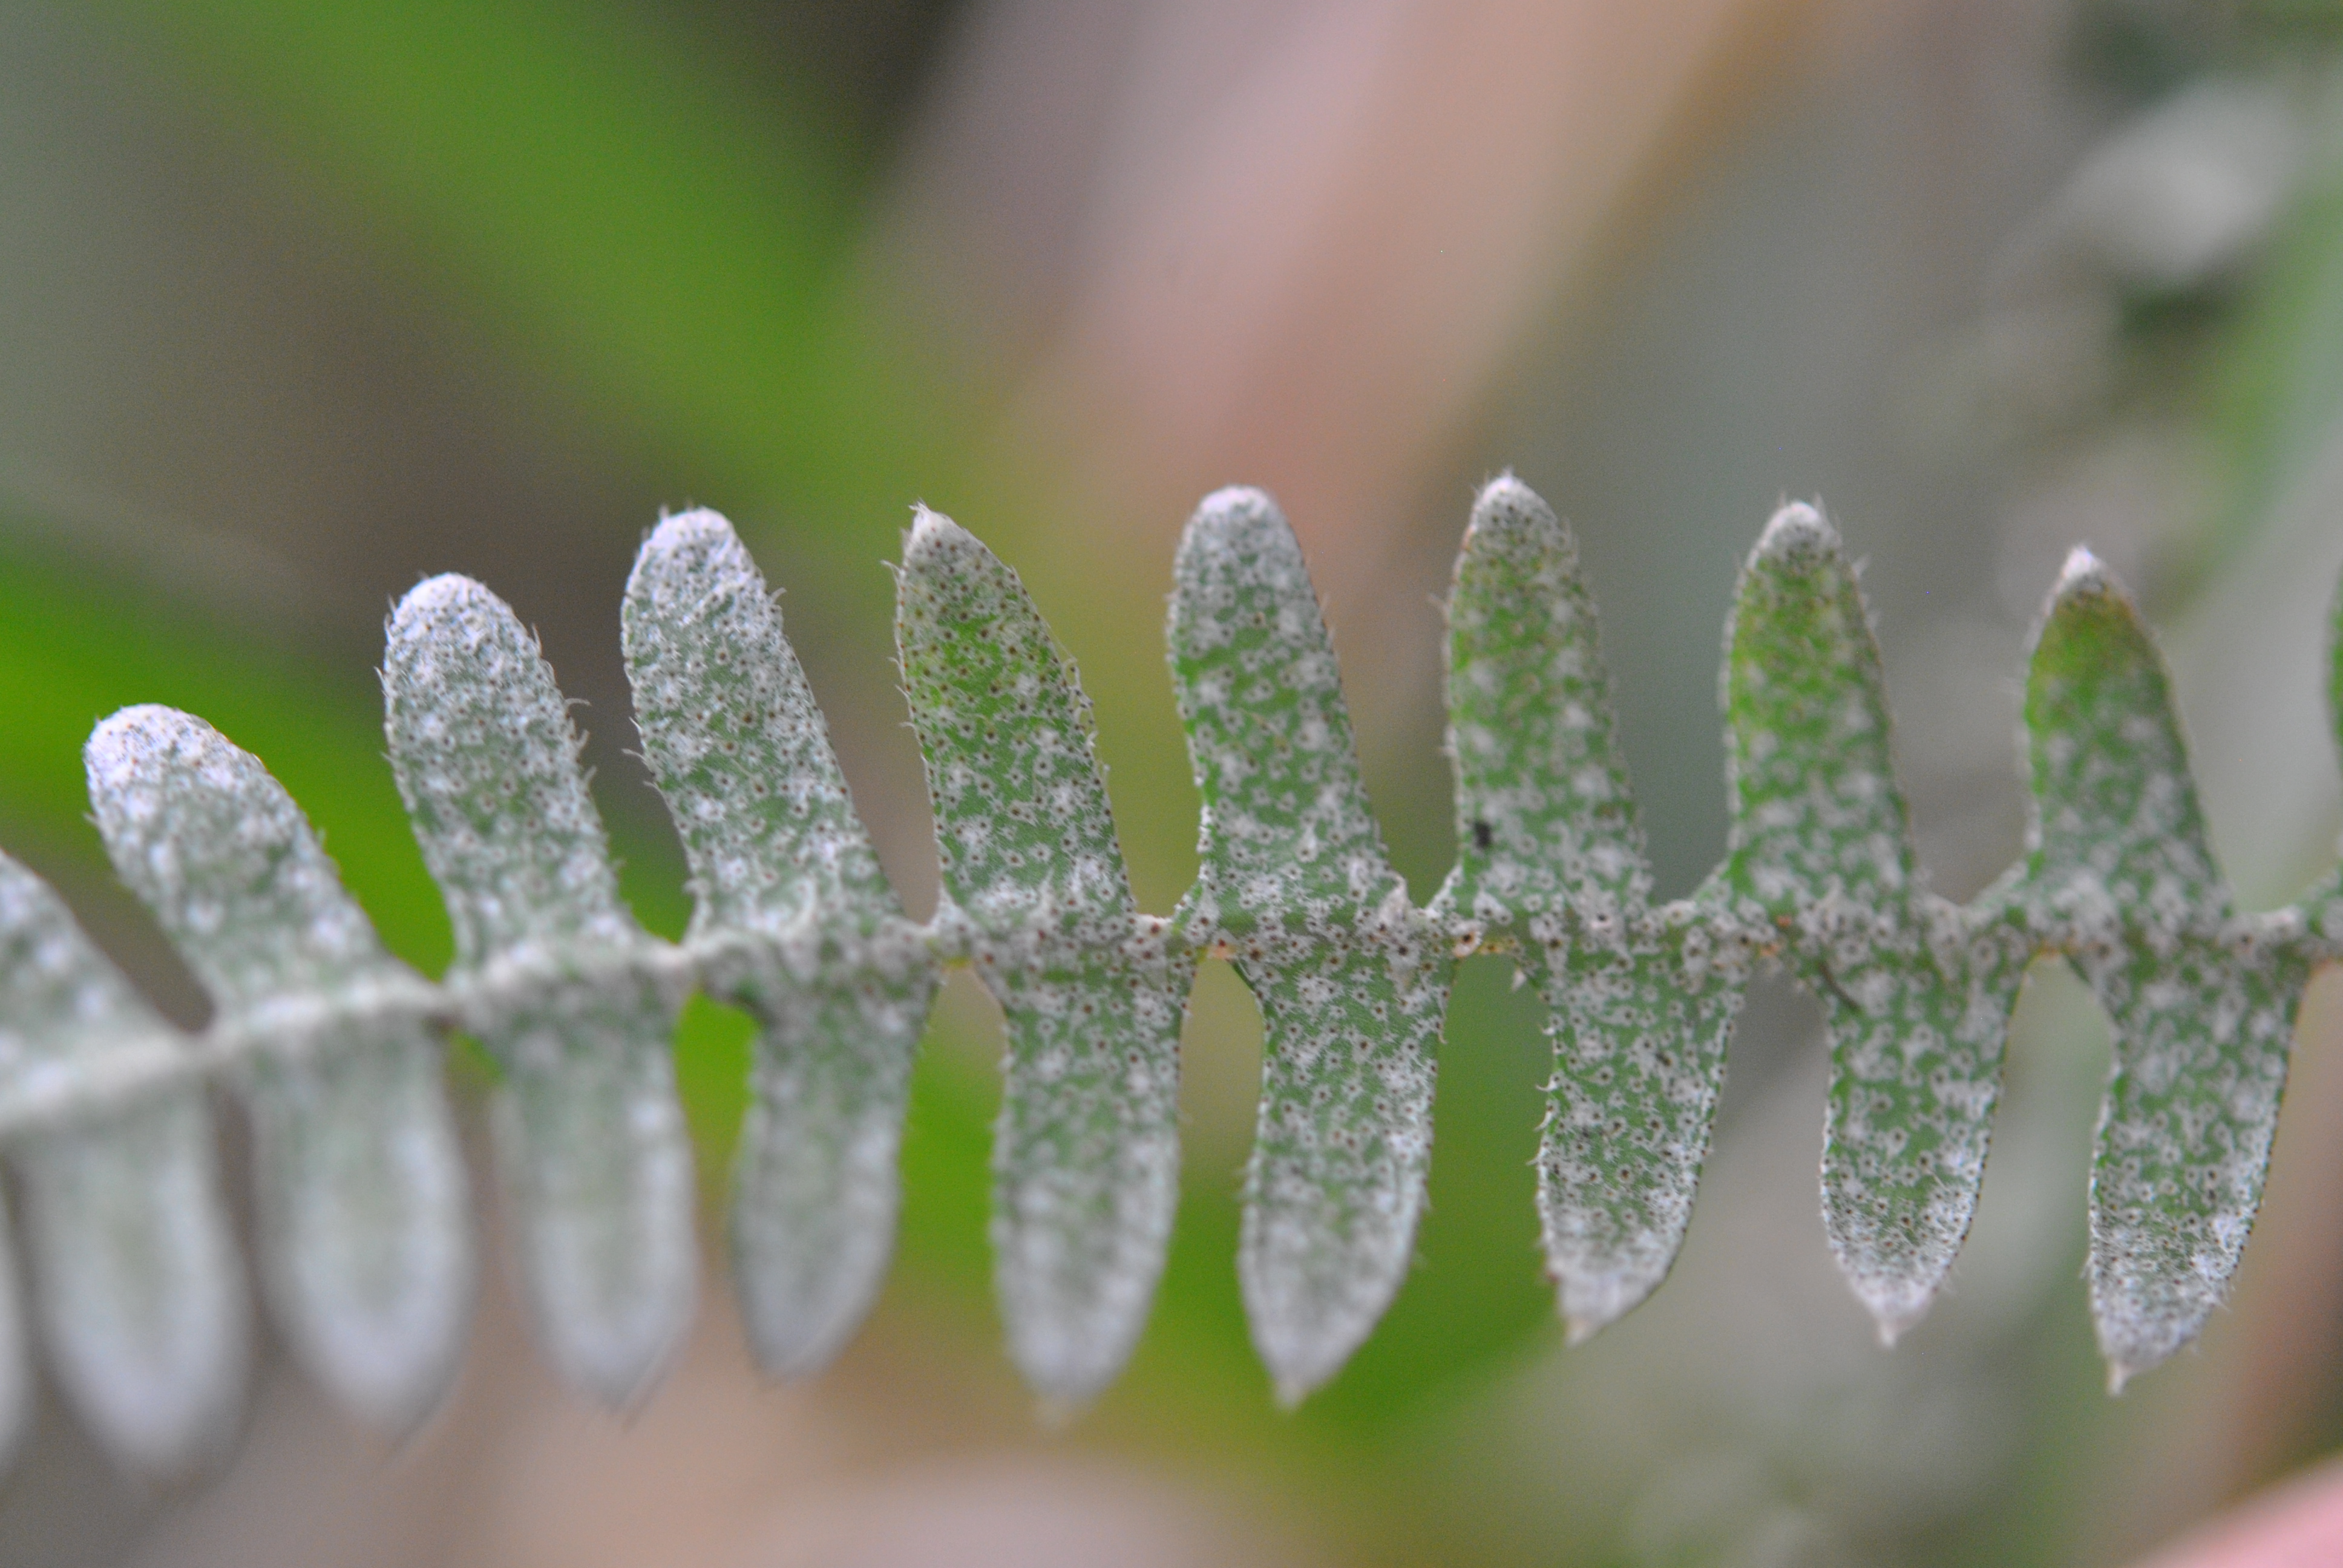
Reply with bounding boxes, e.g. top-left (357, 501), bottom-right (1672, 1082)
top-left (1439, 477), bottom-right (1746, 1343)
top-left (87, 707), bottom-right (469, 1434)
top-left (385, 575), bottom-right (696, 1410)
top-left (2024, 549), bottom-right (2308, 1388)
top-left (1169, 488), bottom-right (1449, 1405)
top-left (0, 852), bottom-right (246, 1472)
top-left (897, 507), bottom-right (1187, 1406)
top-left (0, 475), bottom-right (2334, 1474)
top-left (1720, 507), bottom-right (2031, 1342)
top-left (623, 509), bottom-right (933, 1382)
